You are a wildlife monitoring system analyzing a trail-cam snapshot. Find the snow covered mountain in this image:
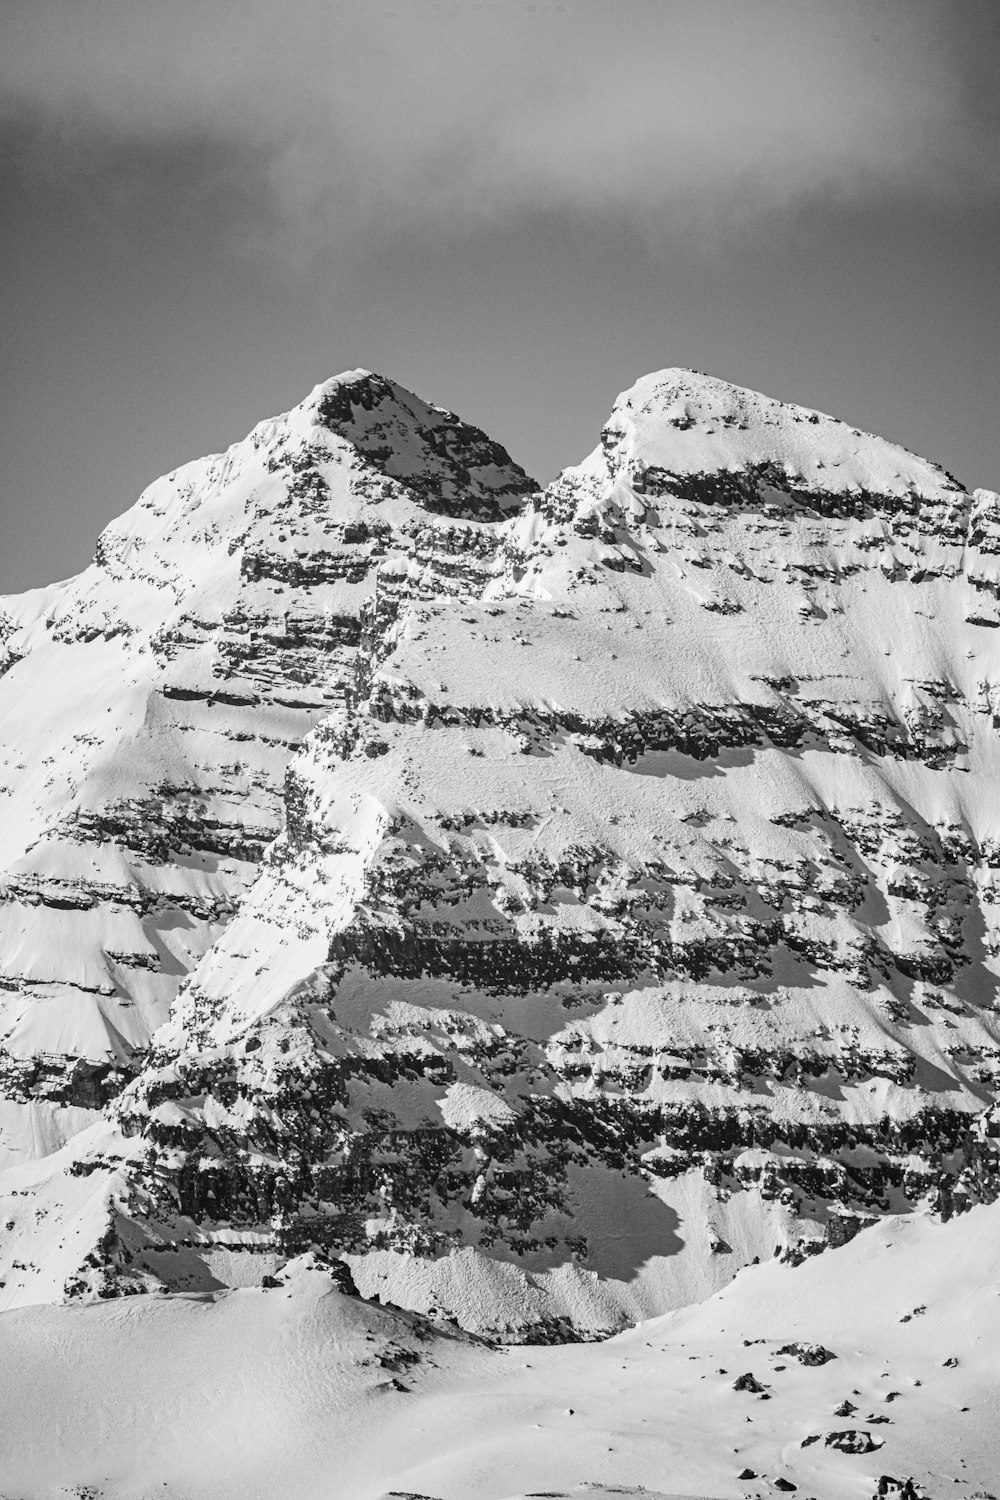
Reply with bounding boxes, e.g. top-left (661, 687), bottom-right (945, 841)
top-left (0, 372), bottom-right (534, 1166)
top-left (1, 367), bottom-right (999, 1350)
